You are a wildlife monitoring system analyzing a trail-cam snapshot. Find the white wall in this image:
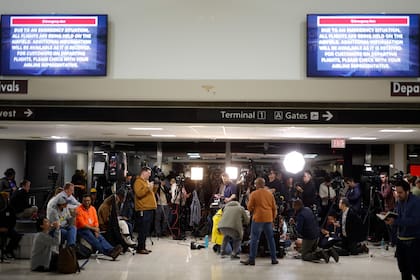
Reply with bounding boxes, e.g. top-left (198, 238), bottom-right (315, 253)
top-left (1, 0), bottom-right (420, 102)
